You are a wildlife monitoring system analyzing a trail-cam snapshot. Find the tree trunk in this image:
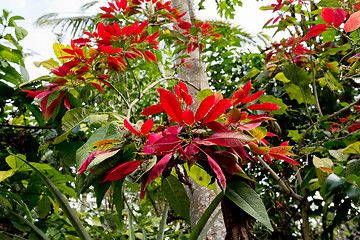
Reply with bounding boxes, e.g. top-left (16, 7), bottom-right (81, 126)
top-left (221, 196), bottom-right (254, 240)
top-left (171, 0), bottom-right (226, 239)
